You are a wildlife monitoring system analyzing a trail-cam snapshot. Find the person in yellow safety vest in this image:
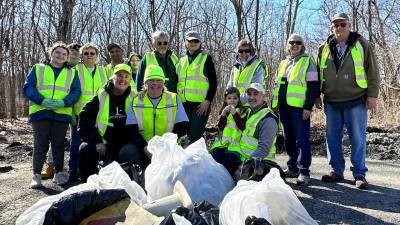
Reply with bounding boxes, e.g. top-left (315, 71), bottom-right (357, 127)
top-left (271, 33), bottom-right (319, 186)
top-left (210, 87), bottom-right (251, 175)
top-left (126, 65), bottom-right (189, 160)
top-left (177, 30), bottom-right (218, 144)
top-left (317, 13), bottom-right (379, 190)
top-left (105, 43), bottom-right (125, 77)
top-left (77, 64), bottom-right (138, 182)
top-left (227, 39), bottom-right (268, 104)
top-left (128, 52), bottom-right (142, 82)
top-left (23, 42), bottom-right (81, 188)
top-left (239, 83), bottom-right (278, 164)
top-left (135, 31), bottom-right (180, 93)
